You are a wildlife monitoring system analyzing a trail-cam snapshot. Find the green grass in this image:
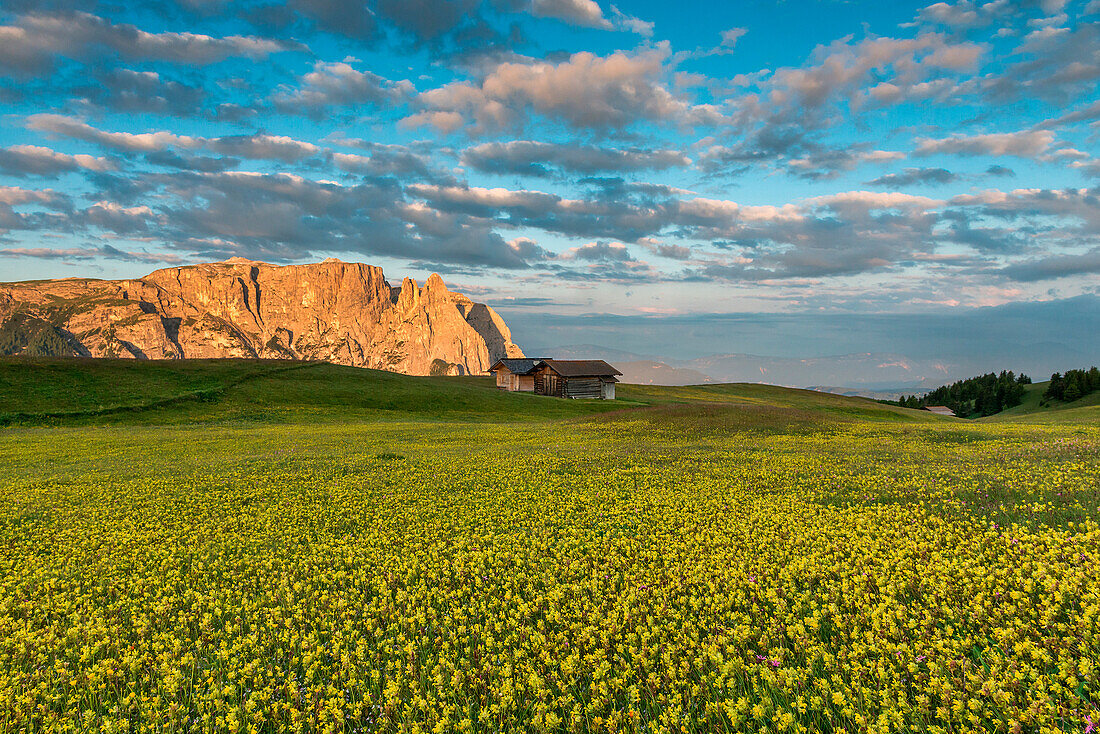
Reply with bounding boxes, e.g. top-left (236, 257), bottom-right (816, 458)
top-left (982, 380), bottom-right (1100, 423)
top-left (0, 358), bottom-right (1097, 732)
top-left (0, 358), bottom-right (638, 425)
top-left (0, 357), bottom-right (953, 429)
